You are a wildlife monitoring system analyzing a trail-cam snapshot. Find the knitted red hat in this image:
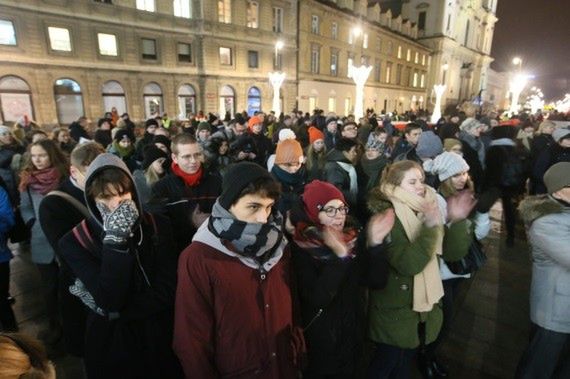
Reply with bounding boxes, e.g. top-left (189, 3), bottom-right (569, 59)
top-left (248, 115), bottom-right (263, 130)
top-left (302, 180), bottom-right (345, 224)
top-left (308, 126), bottom-right (325, 144)
top-left (275, 139), bottom-right (304, 165)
